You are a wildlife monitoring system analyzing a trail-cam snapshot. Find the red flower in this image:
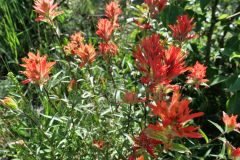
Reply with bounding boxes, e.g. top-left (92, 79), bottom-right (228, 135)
top-left (132, 131), bottom-right (162, 158)
top-left (123, 91), bottom-right (140, 104)
top-left (164, 46), bottom-right (187, 80)
top-left (33, 0), bottom-right (63, 24)
top-left (133, 19), bottom-right (152, 30)
top-left (105, 1), bottom-right (122, 27)
top-left (137, 155), bottom-right (145, 160)
top-left (96, 19), bottom-right (114, 41)
top-left (148, 92), bottom-right (204, 140)
top-left (226, 142), bottom-right (240, 159)
top-left (93, 140), bottom-right (105, 150)
top-left (186, 61), bottom-right (208, 89)
top-left (75, 44), bottom-right (97, 68)
top-left (64, 32), bottom-right (84, 55)
top-left (157, 0), bottom-right (167, 11)
top-left (20, 51), bottom-right (56, 86)
top-left (133, 34), bottom-right (187, 87)
top-left (222, 111), bottom-right (240, 132)
top-left (99, 42), bottom-right (118, 57)
top-left (169, 15), bottom-right (198, 42)
top-left (144, 0), bottom-right (167, 15)
top-left (70, 32), bottom-right (84, 43)
top-left (133, 34), bottom-right (166, 85)
top-left (232, 148), bottom-right (240, 158)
